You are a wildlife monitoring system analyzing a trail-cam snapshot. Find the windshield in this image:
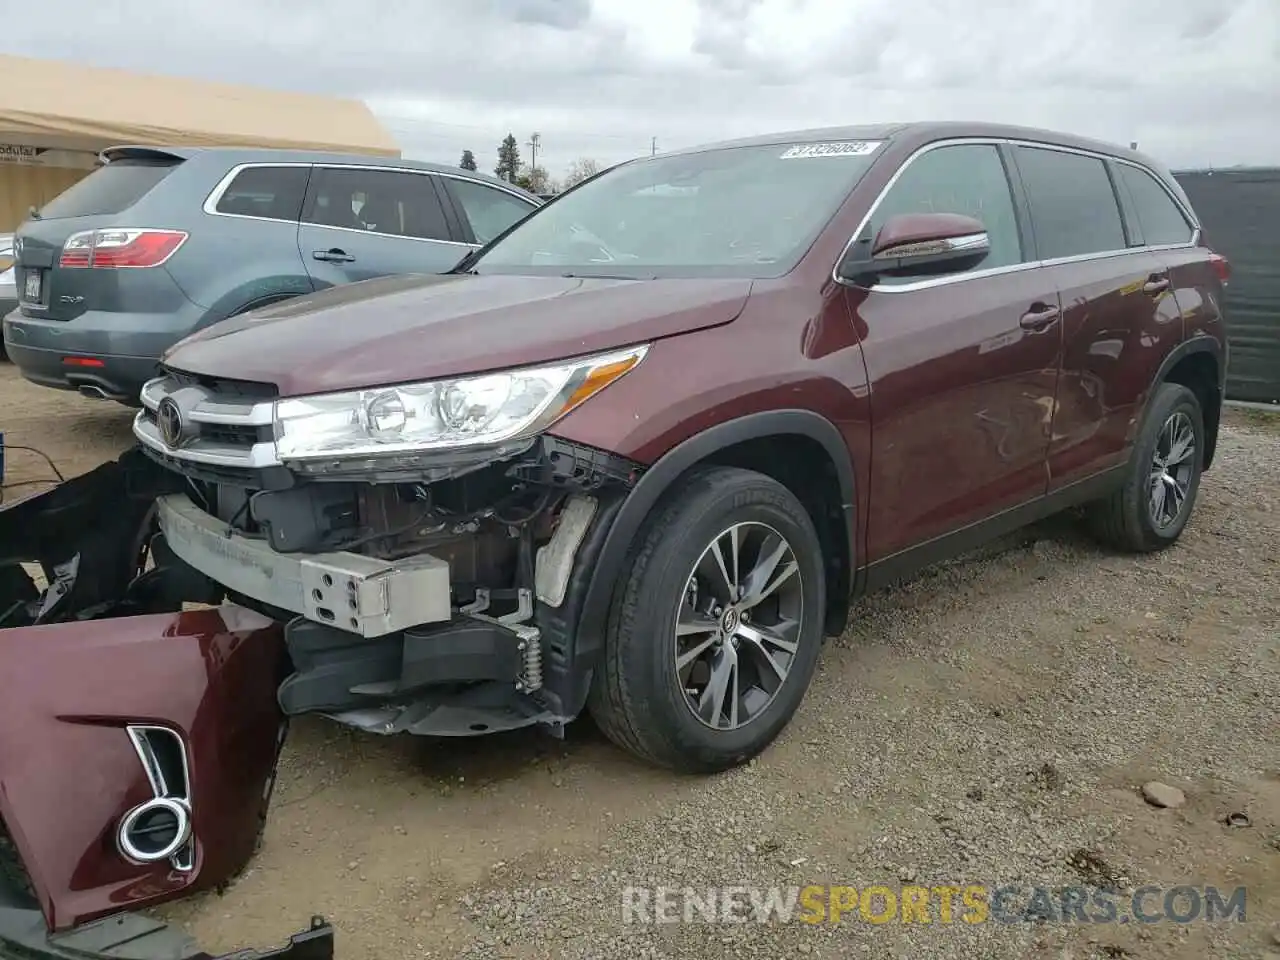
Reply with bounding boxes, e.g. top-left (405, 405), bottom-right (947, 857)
top-left (469, 140), bottom-right (884, 279)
